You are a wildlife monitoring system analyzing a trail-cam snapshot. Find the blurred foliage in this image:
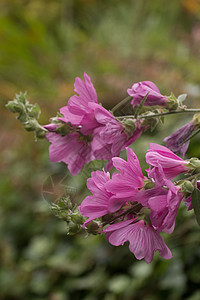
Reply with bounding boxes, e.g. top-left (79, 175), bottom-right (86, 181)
top-left (1, 0), bottom-right (200, 299)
